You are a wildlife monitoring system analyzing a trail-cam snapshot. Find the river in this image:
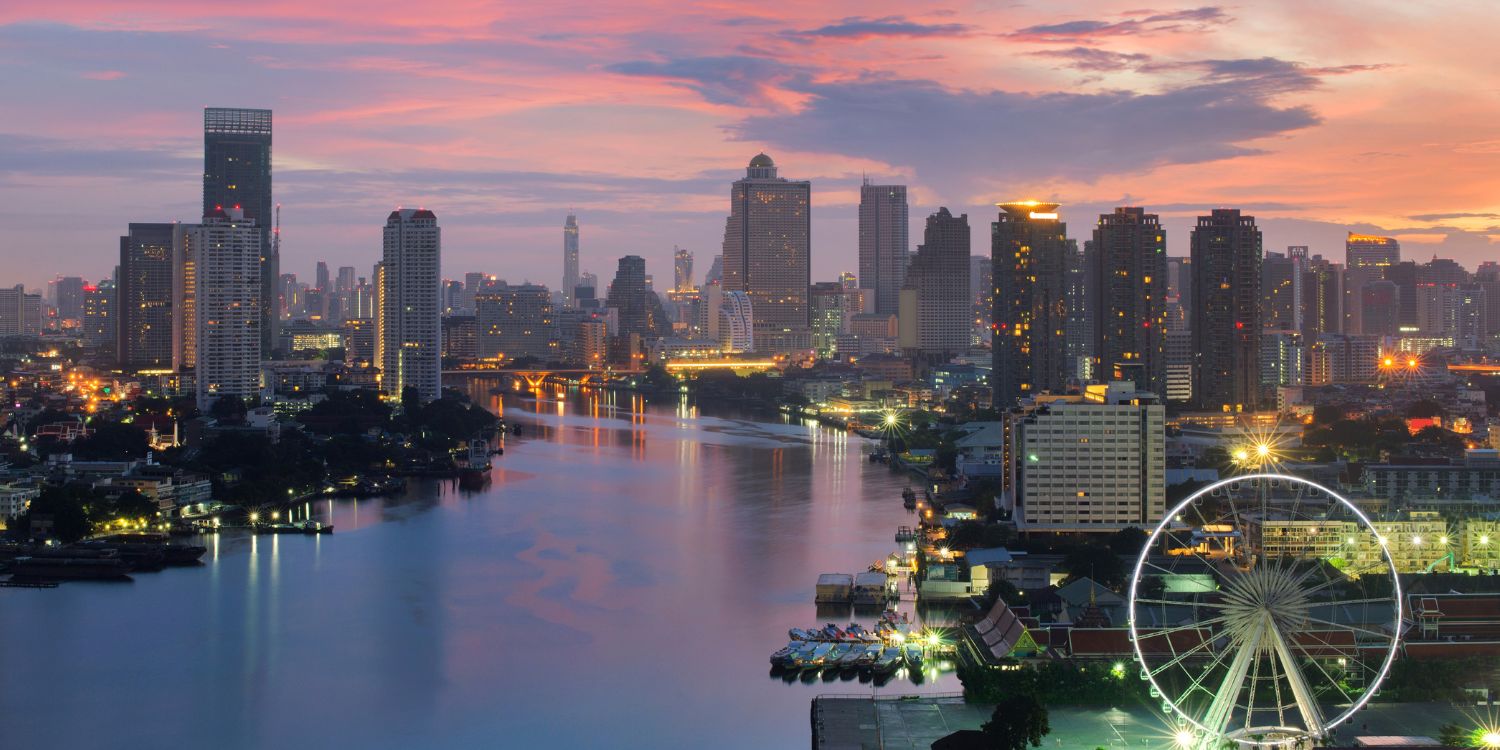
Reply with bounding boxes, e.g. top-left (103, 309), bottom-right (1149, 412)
top-left (0, 382), bottom-right (960, 749)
